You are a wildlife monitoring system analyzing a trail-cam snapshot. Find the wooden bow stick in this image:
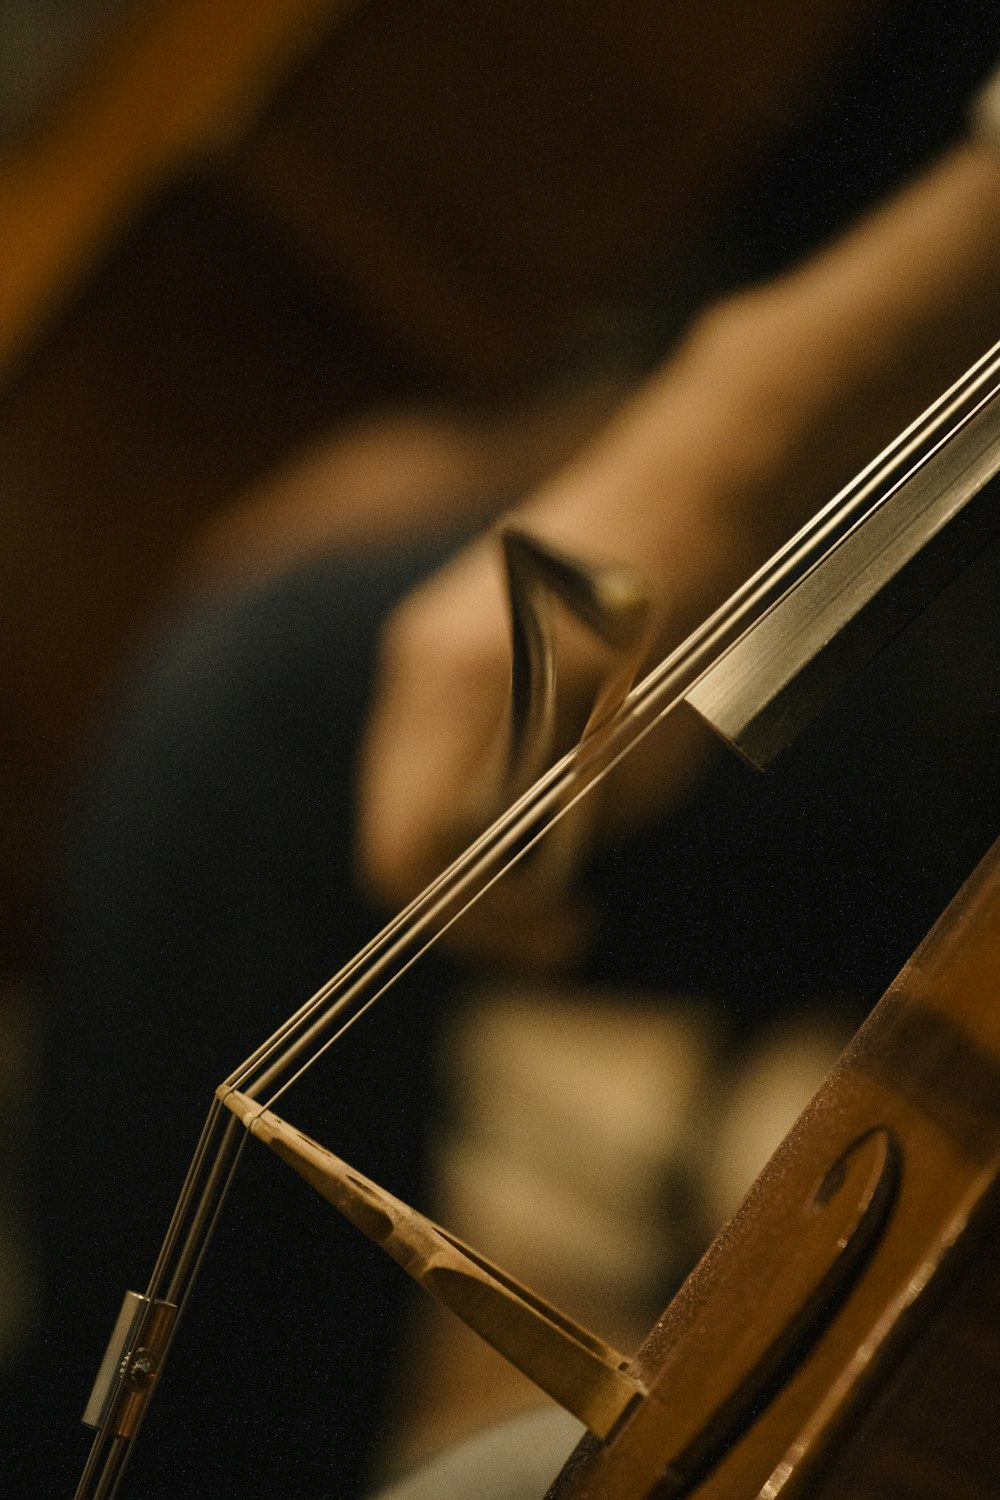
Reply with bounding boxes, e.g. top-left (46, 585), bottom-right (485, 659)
top-left (207, 535), bottom-right (656, 1441)
top-left (218, 1086), bottom-right (647, 1439)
